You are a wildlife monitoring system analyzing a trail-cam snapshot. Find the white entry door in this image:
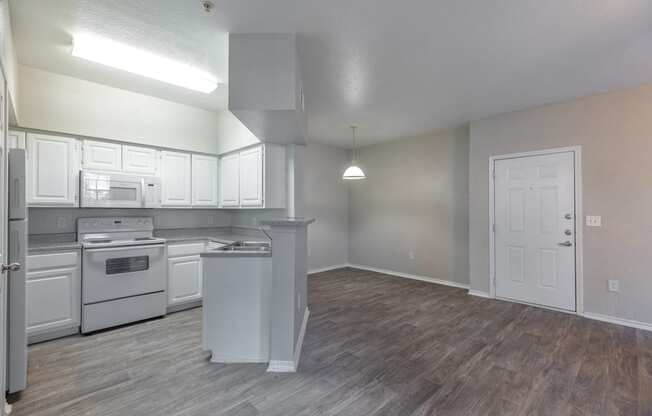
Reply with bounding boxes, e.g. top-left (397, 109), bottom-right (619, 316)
top-left (494, 151), bottom-right (576, 311)
top-left (0, 71), bottom-right (8, 412)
